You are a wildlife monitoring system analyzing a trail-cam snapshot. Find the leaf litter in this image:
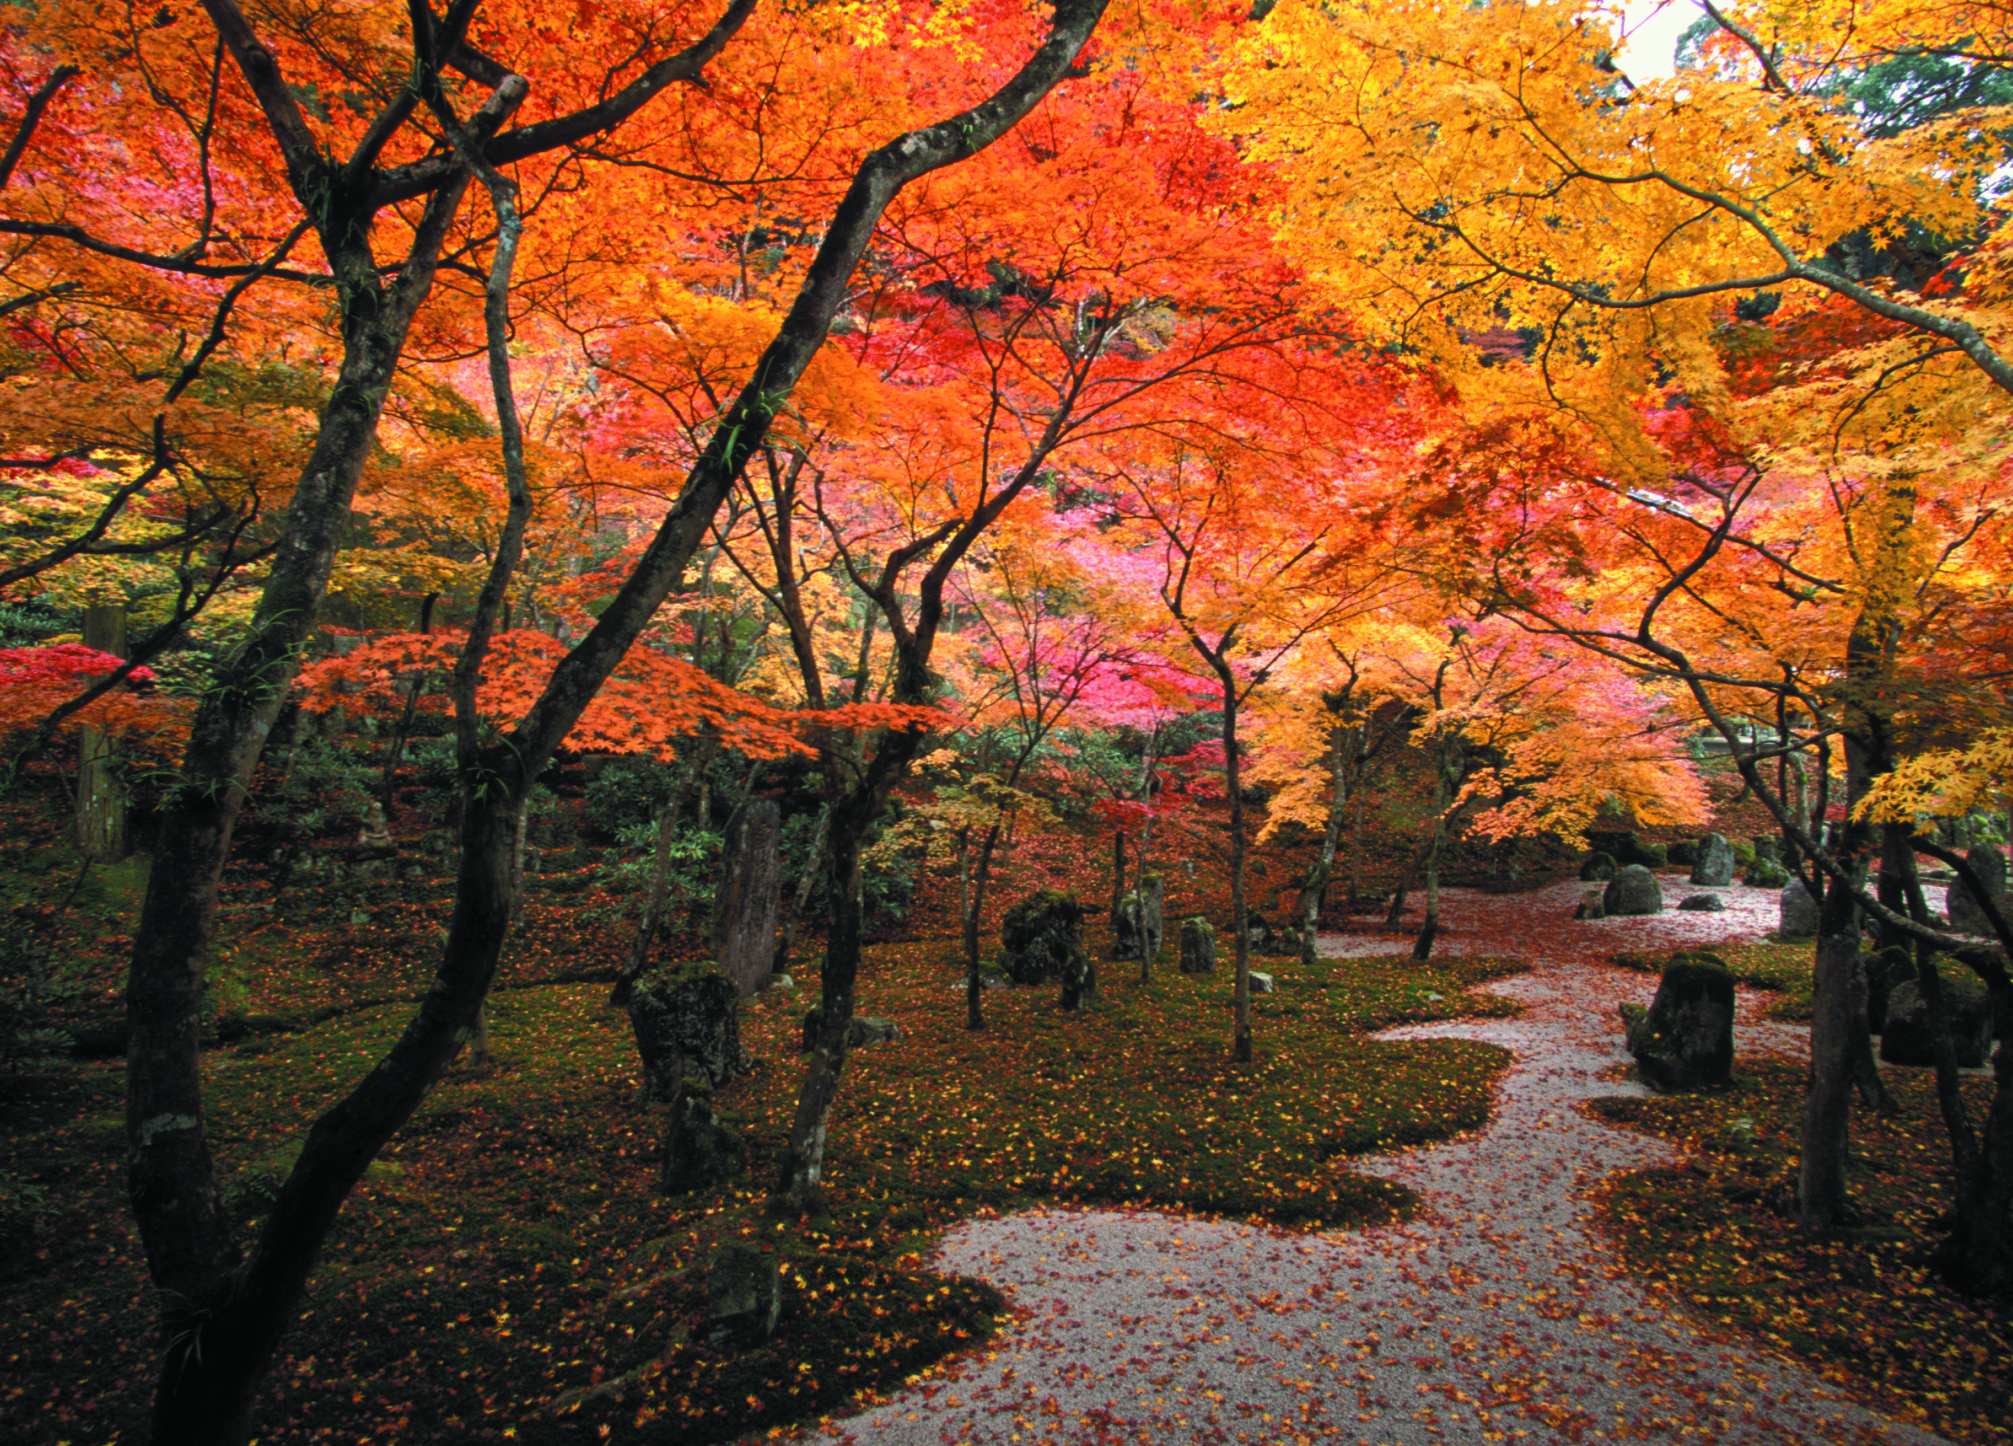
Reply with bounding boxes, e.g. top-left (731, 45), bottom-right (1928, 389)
top-left (811, 876), bottom-right (1951, 1446)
